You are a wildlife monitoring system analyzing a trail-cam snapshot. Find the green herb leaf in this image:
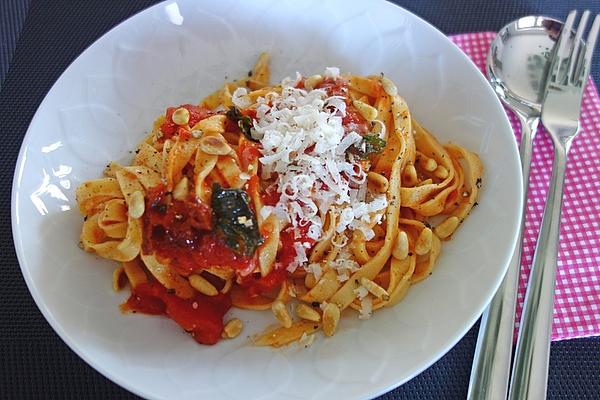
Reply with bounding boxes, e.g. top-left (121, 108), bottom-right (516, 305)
top-left (211, 183), bottom-right (263, 256)
top-left (226, 107), bottom-right (257, 142)
top-left (353, 134), bottom-right (386, 159)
